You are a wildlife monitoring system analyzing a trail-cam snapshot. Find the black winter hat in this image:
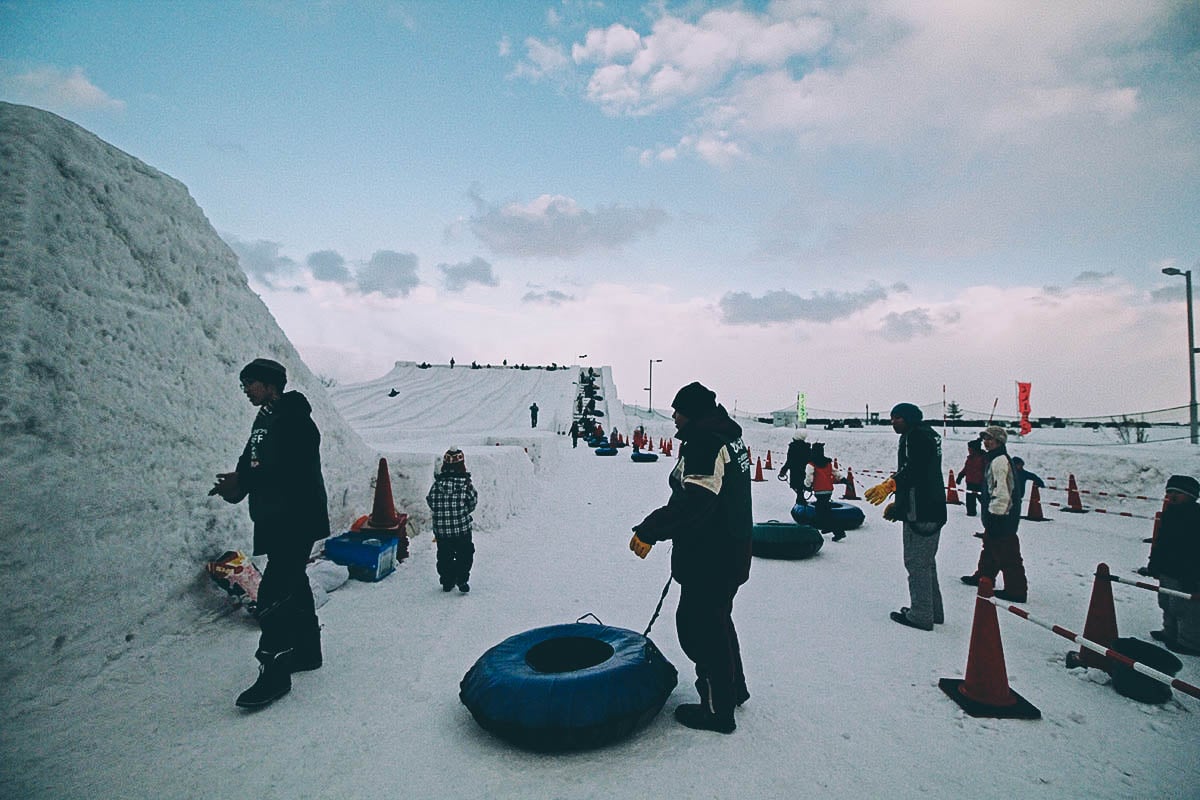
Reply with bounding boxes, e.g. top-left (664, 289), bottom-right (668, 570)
top-left (240, 358), bottom-right (287, 389)
top-left (671, 381), bottom-right (717, 419)
top-left (890, 402), bottom-right (923, 423)
top-left (1166, 474), bottom-right (1199, 500)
